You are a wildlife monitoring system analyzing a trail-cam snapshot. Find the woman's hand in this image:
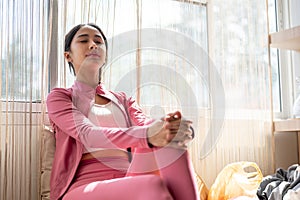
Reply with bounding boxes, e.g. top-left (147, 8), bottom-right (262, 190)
top-left (147, 111), bottom-right (193, 149)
